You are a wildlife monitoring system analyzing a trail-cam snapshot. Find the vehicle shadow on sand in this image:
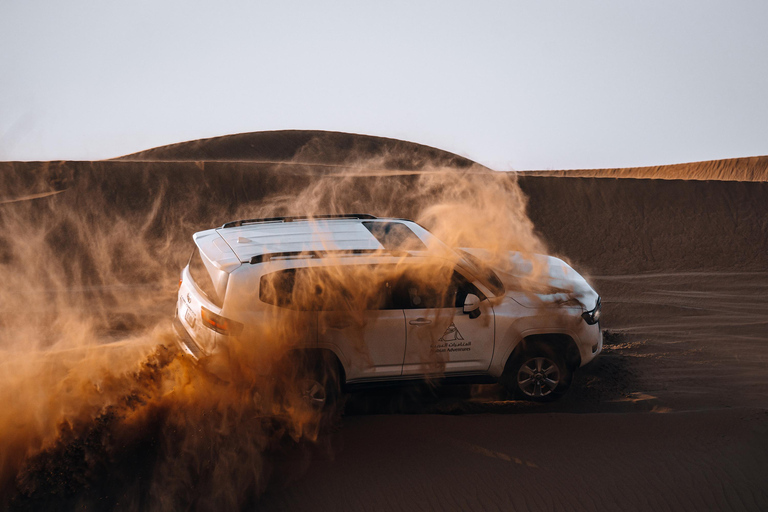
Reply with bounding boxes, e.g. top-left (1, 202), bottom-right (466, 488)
top-left (343, 331), bottom-right (648, 416)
